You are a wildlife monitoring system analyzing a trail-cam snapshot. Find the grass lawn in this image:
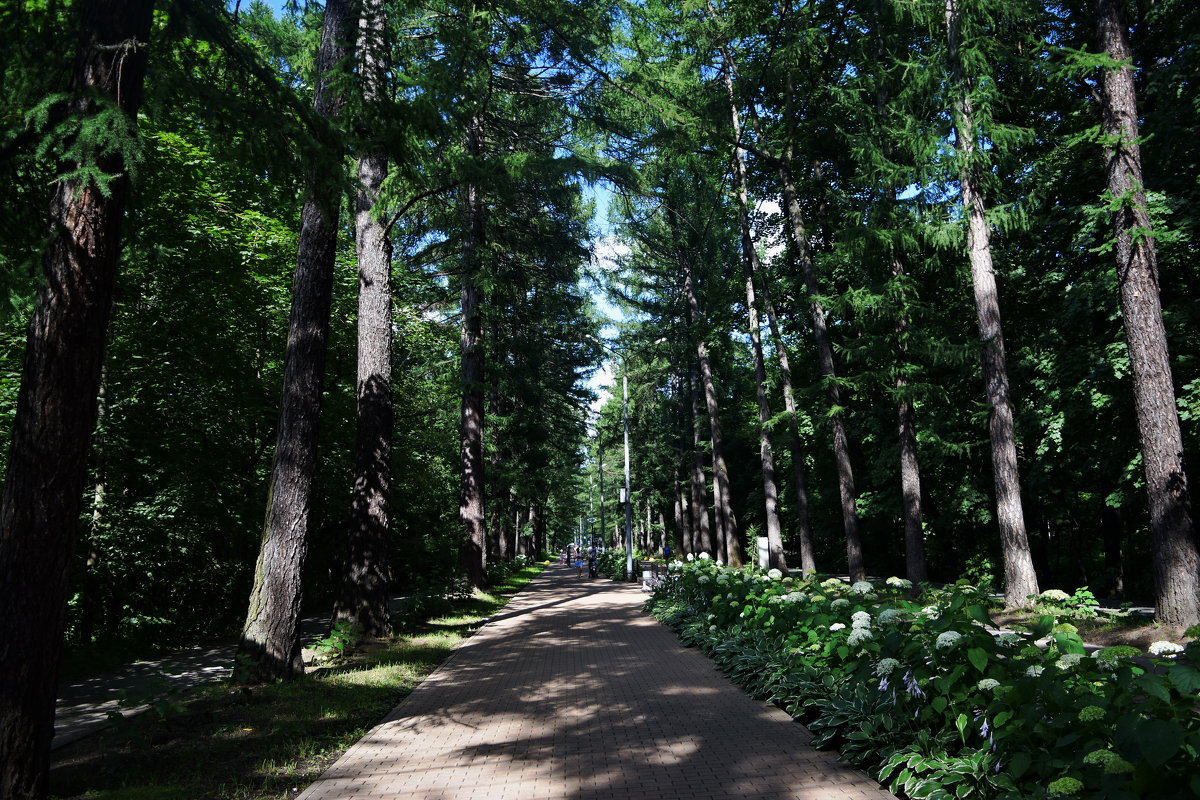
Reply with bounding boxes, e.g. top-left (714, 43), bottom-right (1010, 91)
top-left (49, 564), bottom-right (545, 800)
